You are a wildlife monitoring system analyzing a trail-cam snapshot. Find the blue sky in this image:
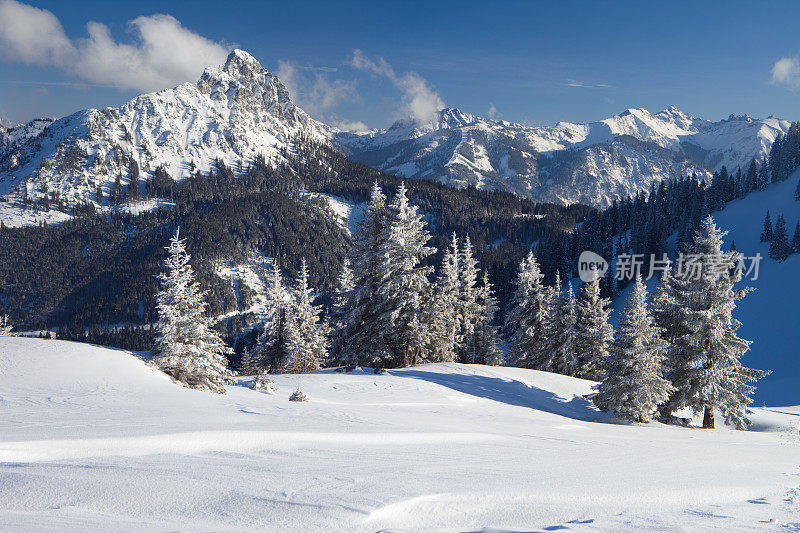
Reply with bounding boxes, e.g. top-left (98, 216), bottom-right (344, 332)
top-left (1, 0), bottom-right (799, 128)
